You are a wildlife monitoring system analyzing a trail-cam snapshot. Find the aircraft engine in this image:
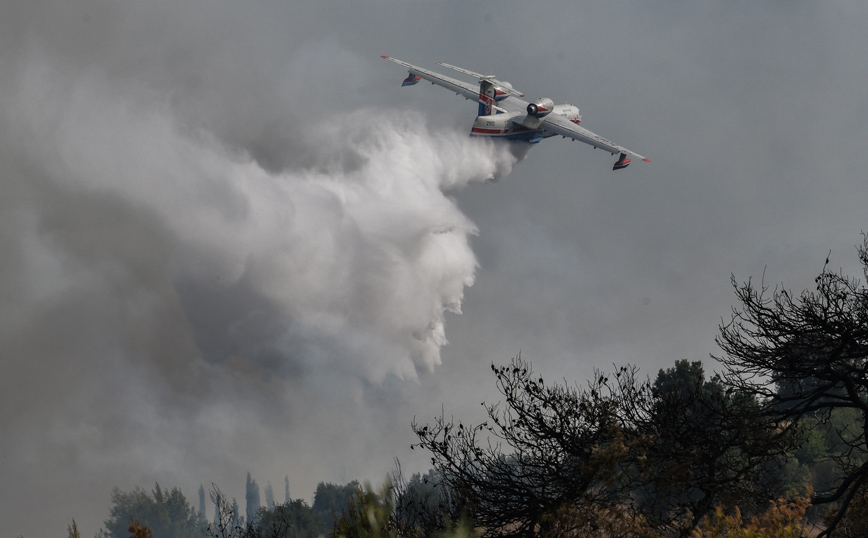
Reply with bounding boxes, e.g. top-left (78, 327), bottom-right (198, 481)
top-left (526, 98), bottom-right (554, 118)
